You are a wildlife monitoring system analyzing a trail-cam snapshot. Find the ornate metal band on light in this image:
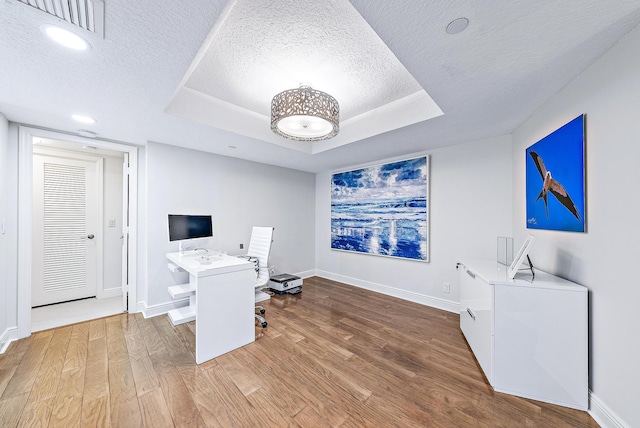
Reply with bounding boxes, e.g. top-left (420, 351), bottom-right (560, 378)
top-left (270, 85), bottom-right (339, 141)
